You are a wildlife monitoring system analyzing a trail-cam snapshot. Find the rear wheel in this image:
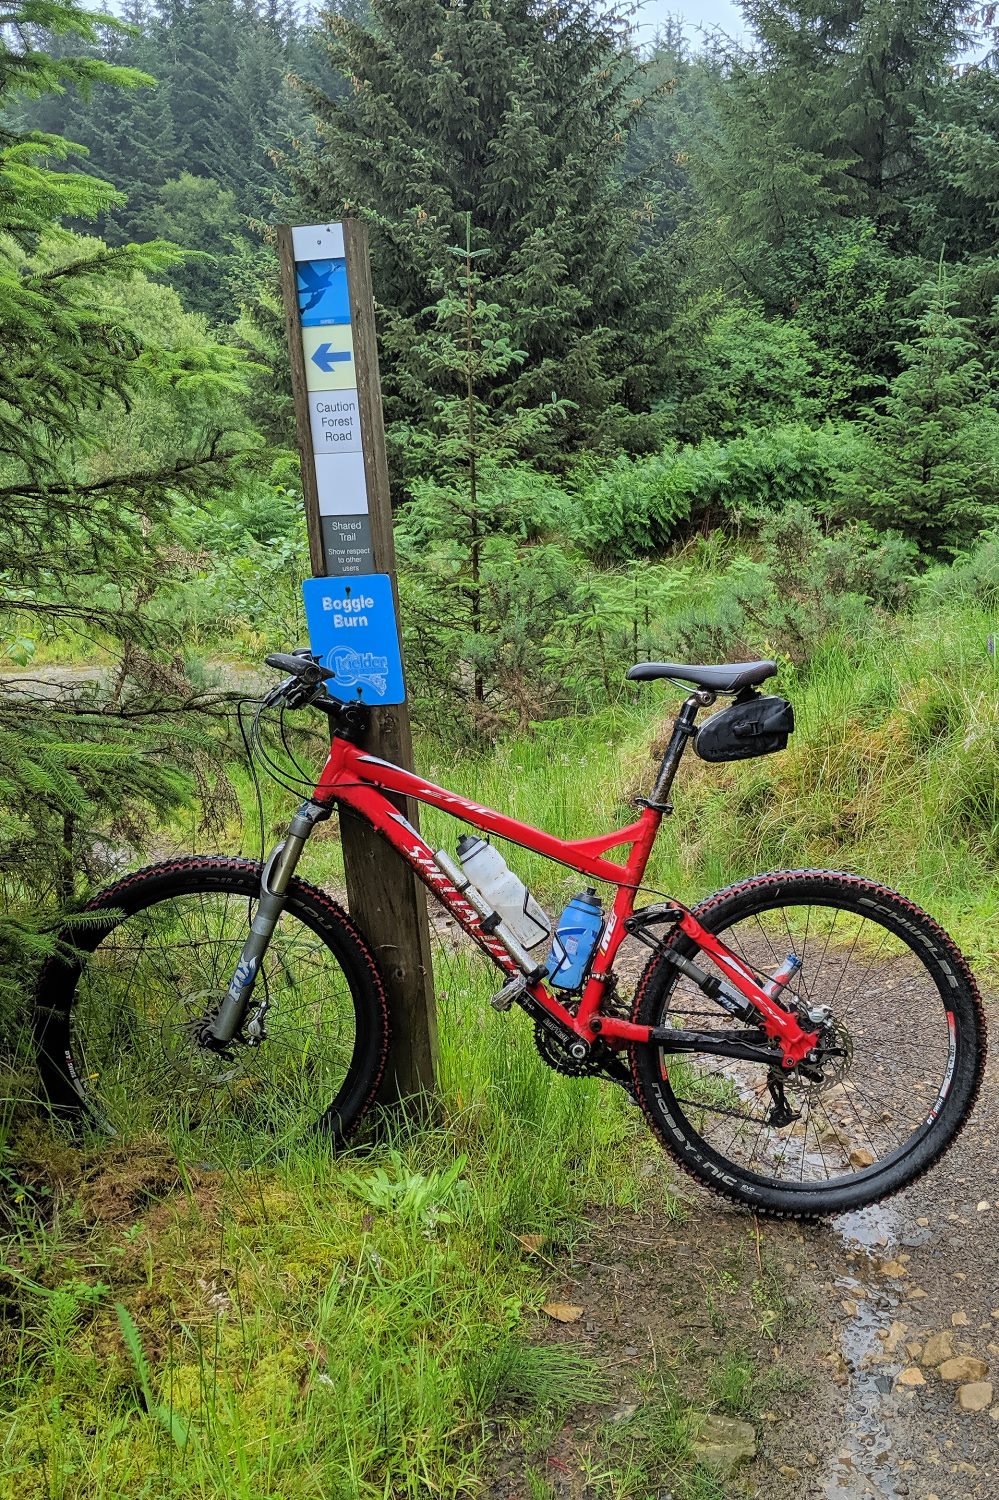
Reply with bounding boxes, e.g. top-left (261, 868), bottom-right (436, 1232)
top-left (35, 857), bottom-right (389, 1161)
top-left (629, 871), bottom-right (986, 1218)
